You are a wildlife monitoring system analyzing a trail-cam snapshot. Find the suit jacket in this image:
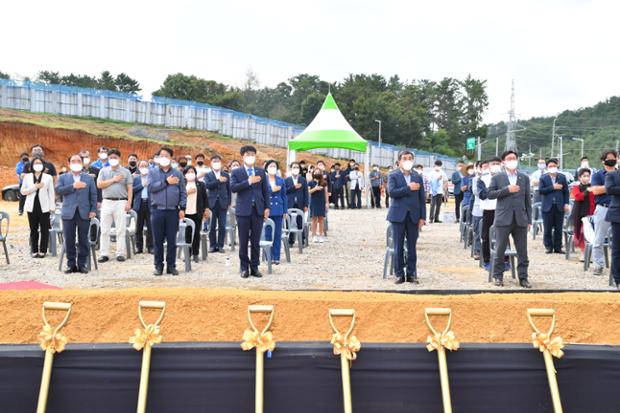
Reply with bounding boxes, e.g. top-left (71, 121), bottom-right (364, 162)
top-left (204, 170), bottom-right (231, 209)
top-left (487, 172), bottom-right (532, 227)
top-left (452, 171), bottom-right (463, 195)
top-left (605, 170), bottom-right (620, 223)
top-left (20, 172), bottom-right (55, 213)
top-left (267, 176), bottom-right (288, 216)
top-left (186, 180), bottom-right (208, 216)
top-left (285, 176), bottom-right (309, 210)
top-left (386, 169), bottom-right (426, 224)
top-left (538, 173), bottom-right (570, 212)
top-left (329, 171), bottom-right (344, 189)
top-left (55, 172), bottom-right (97, 220)
top-left (230, 166), bottom-right (270, 217)
top-left (132, 175), bottom-right (151, 211)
